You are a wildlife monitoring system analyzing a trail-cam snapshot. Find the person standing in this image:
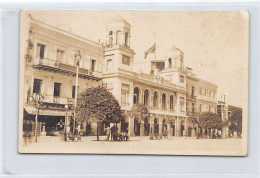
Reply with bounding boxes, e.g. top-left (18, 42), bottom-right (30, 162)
top-left (106, 126), bottom-right (111, 141)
